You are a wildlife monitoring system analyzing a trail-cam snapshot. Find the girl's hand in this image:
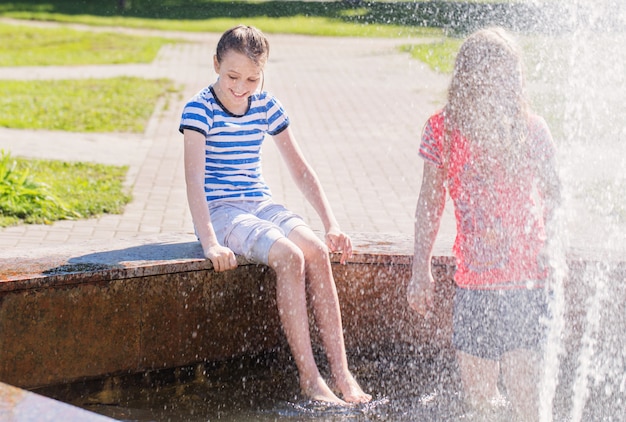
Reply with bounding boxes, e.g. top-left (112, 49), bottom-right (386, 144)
top-left (537, 244), bottom-right (558, 289)
top-left (204, 244), bottom-right (238, 272)
top-left (325, 228), bottom-right (353, 265)
top-left (536, 244), bottom-right (553, 275)
top-left (407, 274), bottom-right (435, 318)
